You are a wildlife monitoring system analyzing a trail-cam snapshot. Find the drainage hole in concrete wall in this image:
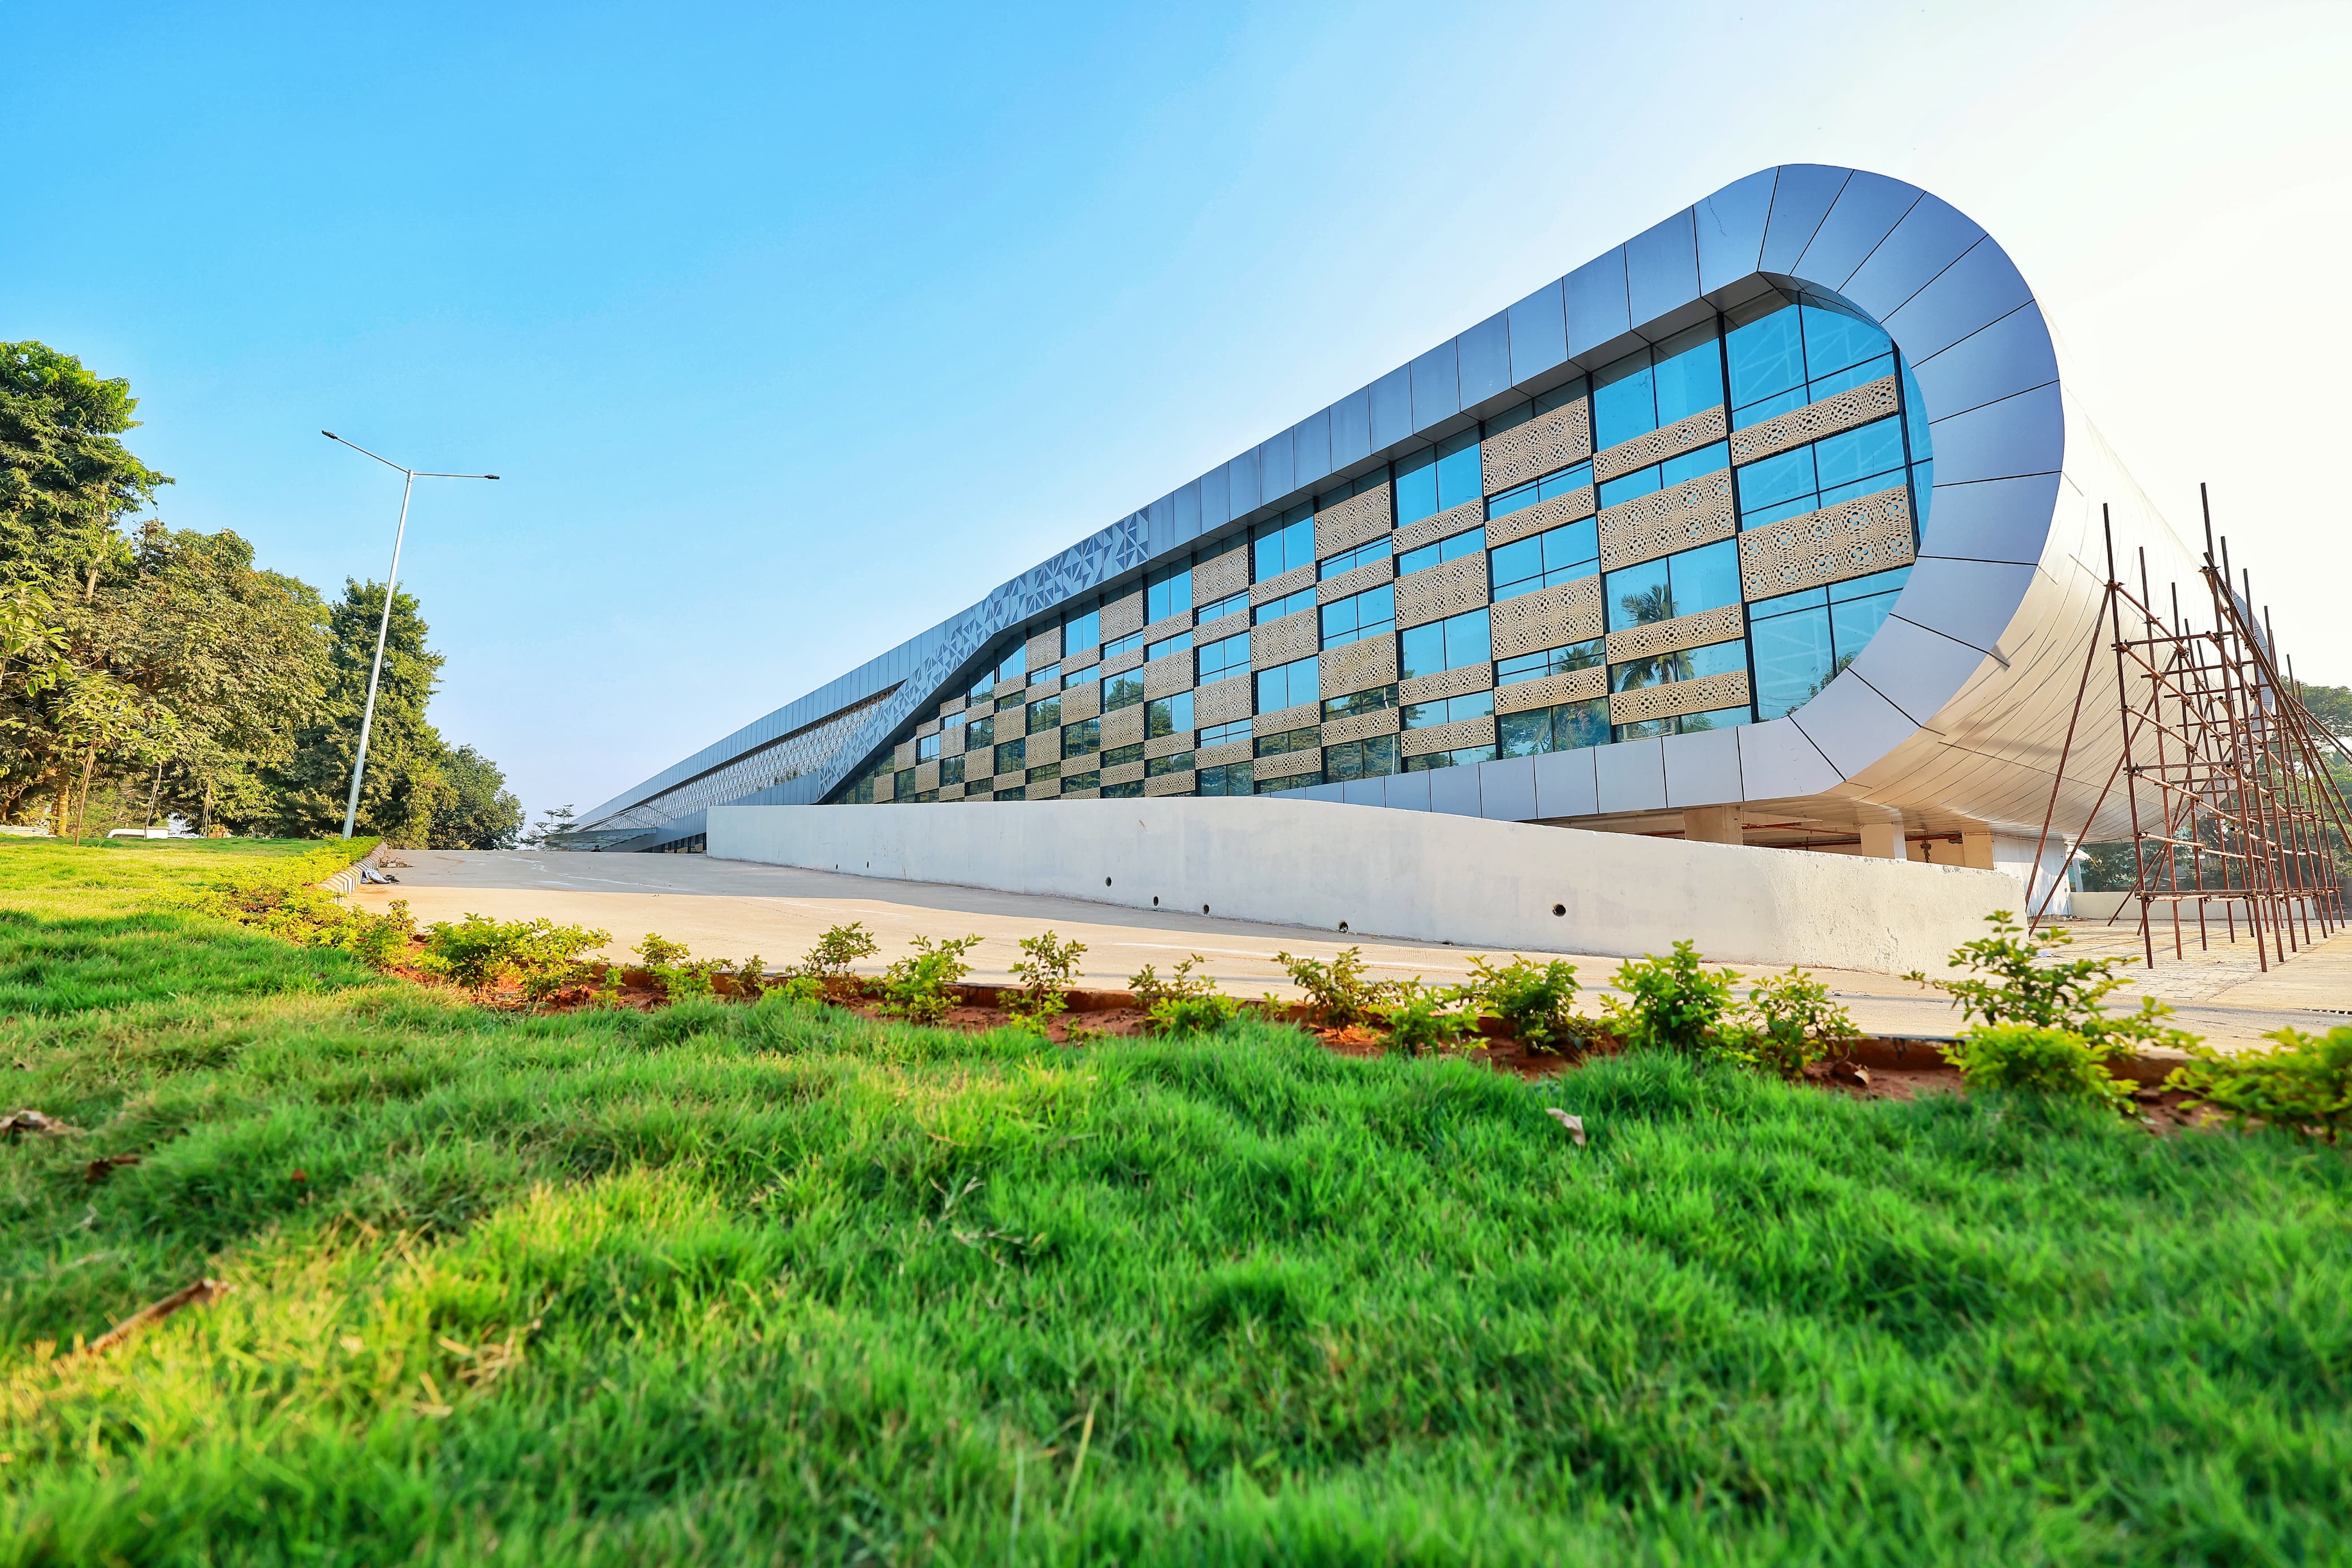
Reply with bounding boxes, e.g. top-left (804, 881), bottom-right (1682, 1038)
top-left (1338, 920), bottom-right (1350, 933)
top-left (1202, 904), bottom-right (1210, 914)
top-left (1105, 877), bottom-right (1112, 886)
top-left (1152, 895), bottom-right (1159, 907)
top-left (1553, 904), bottom-right (1566, 916)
